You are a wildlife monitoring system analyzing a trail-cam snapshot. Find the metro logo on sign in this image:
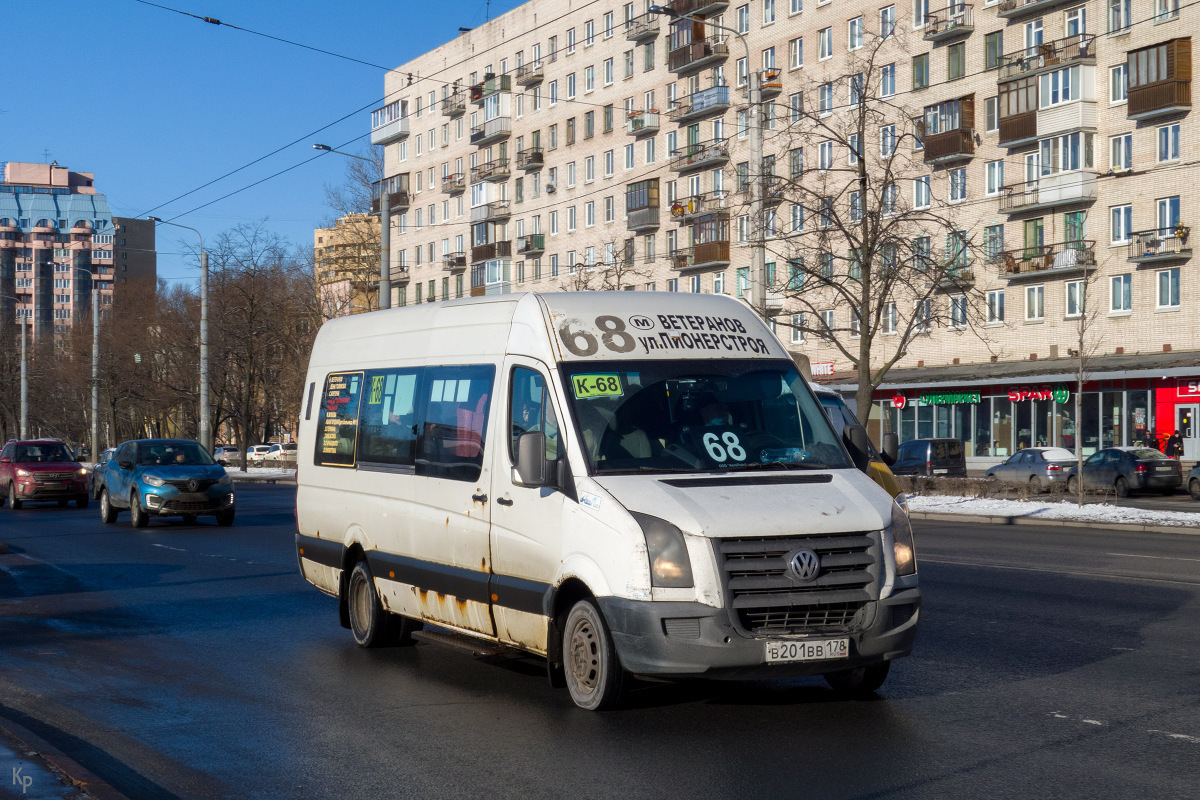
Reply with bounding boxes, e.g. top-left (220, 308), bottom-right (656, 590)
top-left (892, 395), bottom-right (907, 409)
